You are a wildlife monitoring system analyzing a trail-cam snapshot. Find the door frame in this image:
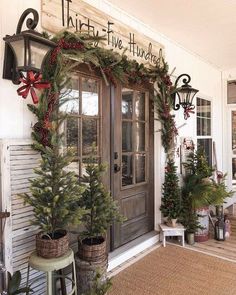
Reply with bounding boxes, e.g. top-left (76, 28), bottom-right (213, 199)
top-left (109, 83), bottom-right (154, 251)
